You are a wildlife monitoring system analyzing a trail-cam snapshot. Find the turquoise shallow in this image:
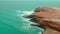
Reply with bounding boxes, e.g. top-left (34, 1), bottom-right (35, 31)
top-left (0, 0), bottom-right (60, 34)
